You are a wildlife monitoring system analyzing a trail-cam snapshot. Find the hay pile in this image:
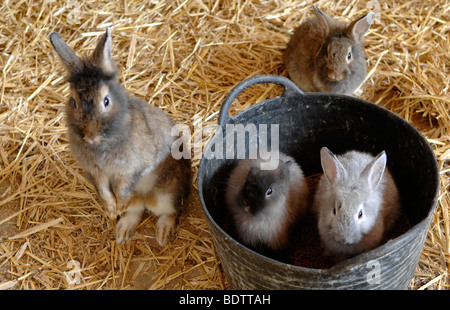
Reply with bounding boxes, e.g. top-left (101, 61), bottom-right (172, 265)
top-left (0, 0), bottom-right (448, 290)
